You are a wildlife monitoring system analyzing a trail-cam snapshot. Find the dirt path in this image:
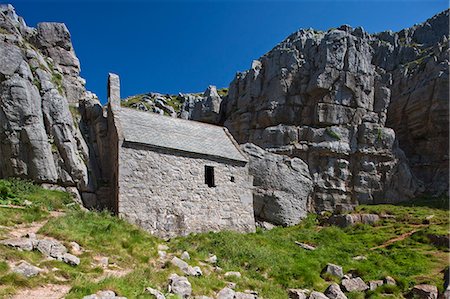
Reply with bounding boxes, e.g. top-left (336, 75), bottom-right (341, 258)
top-left (10, 284), bottom-right (71, 299)
top-left (370, 225), bottom-right (427, 250)
top-left (5, 211), bottom-right (65, 239)
top-left (2, 209), bottom-right (72, 299)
